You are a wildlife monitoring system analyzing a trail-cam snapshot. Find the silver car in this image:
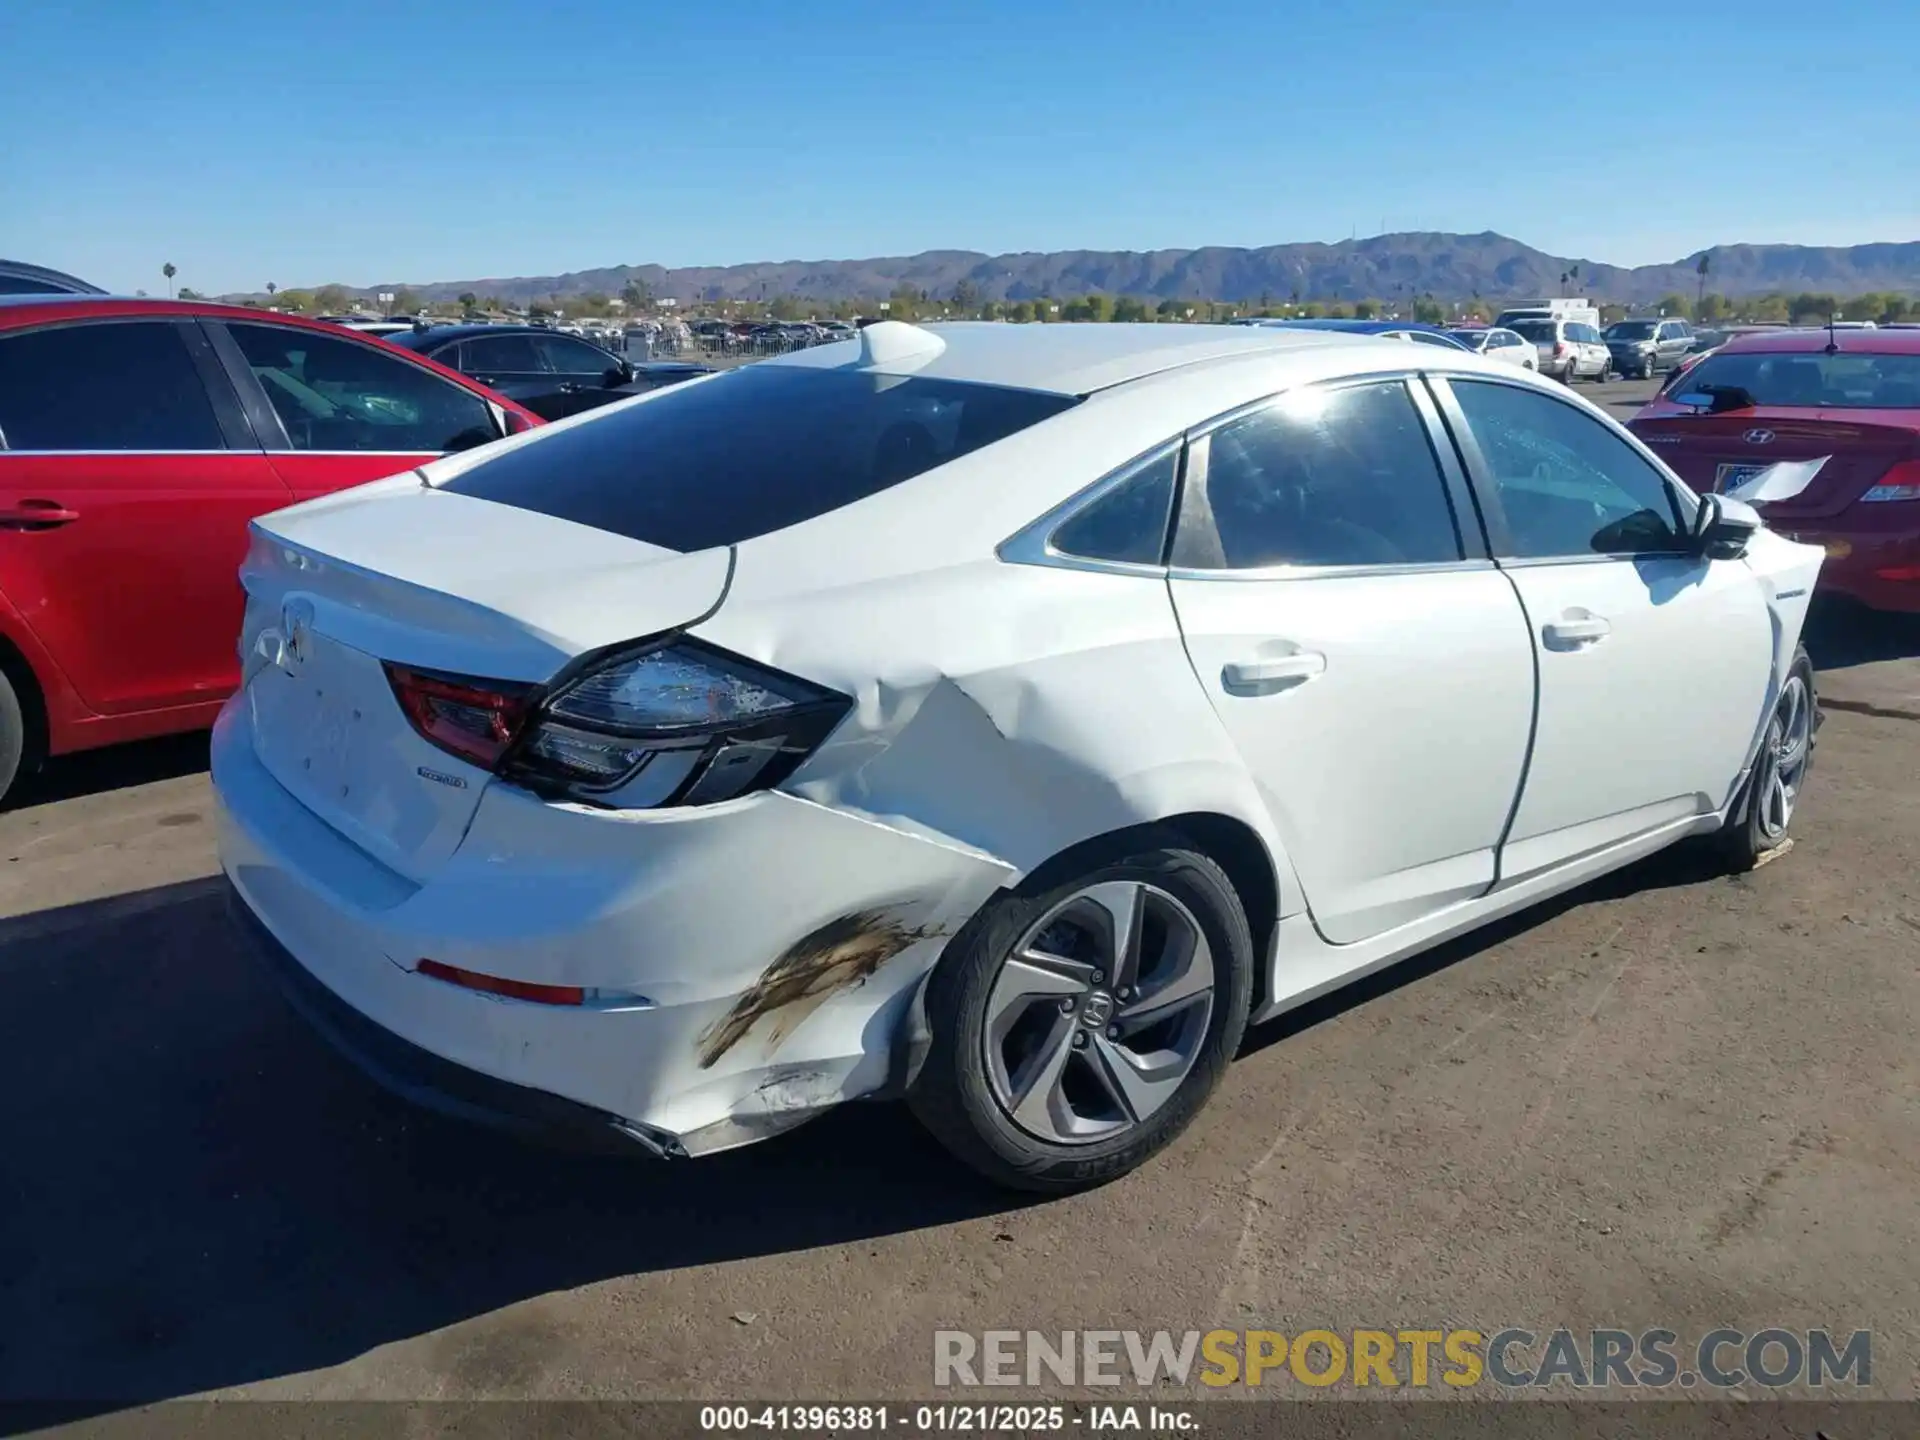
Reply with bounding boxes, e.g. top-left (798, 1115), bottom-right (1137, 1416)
top-left (1445, 326), bottom-right (1539, 370)
top-left (1603, 318), bottom-right (1694, 379)
top-left (1506, 317), bottom-right (1611, 384)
